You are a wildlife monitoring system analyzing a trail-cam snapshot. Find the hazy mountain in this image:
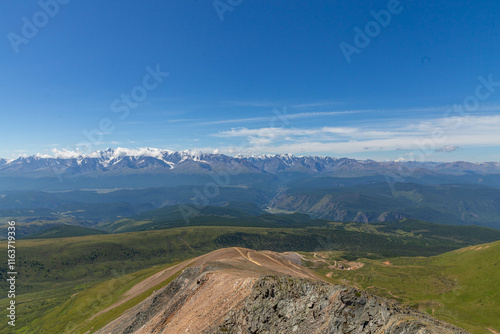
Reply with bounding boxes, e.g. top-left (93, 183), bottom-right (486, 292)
top-left (2, 148), bottom-right (500, 230)
top-left (2, 148), bottom-right (500, 192)
top-left (271, 183), bottom-right (500, 229)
